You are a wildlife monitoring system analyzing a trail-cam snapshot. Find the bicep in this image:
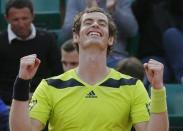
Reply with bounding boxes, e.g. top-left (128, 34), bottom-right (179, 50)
top-left (31, 118), bottom-right (44, 131)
